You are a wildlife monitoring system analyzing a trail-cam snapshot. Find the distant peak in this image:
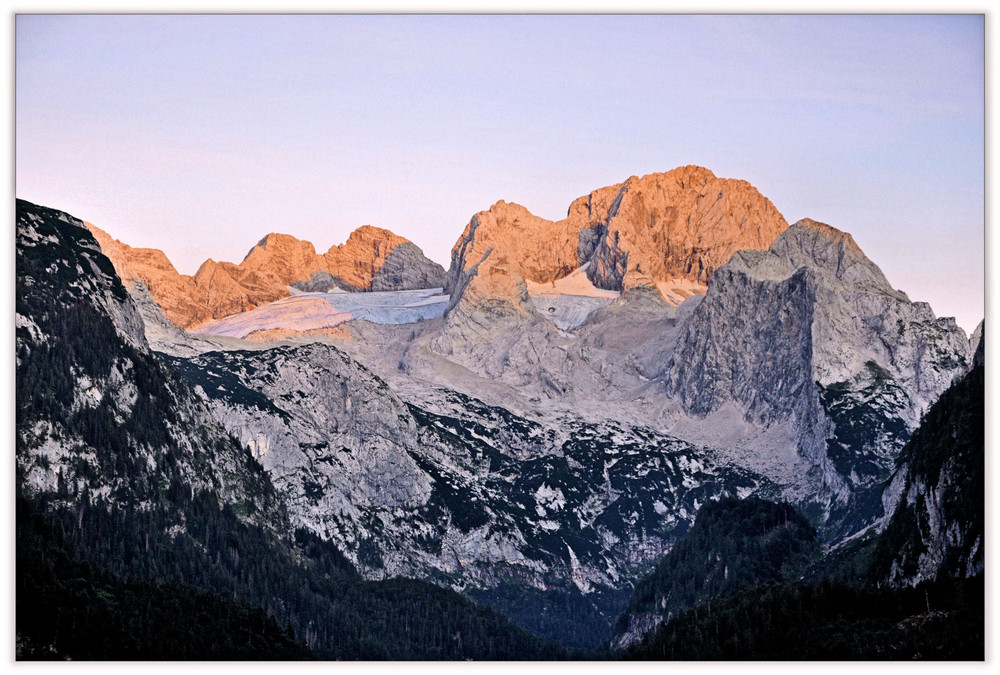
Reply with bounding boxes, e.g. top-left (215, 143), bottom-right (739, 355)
top-left (255, 232), bottom-right (305, 248)
top-left (789, 218), bottom-right (865, 257)
top-left (486, 200), bottom-right (532, 218)
top-left (241, 232), bottom-right (313, 263)
top-left (626, 165), bottom-right (718, 186)
top-left (792, 217), bottom-right (838, 234)
top-left (84, 221), bottom-right (112, 239)
top-left (347, 224), bottom-right (402, 242)
top-left (194, 258), bottom-right (219, 276)
top-left (668, 164), bottom-right (718, 180)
